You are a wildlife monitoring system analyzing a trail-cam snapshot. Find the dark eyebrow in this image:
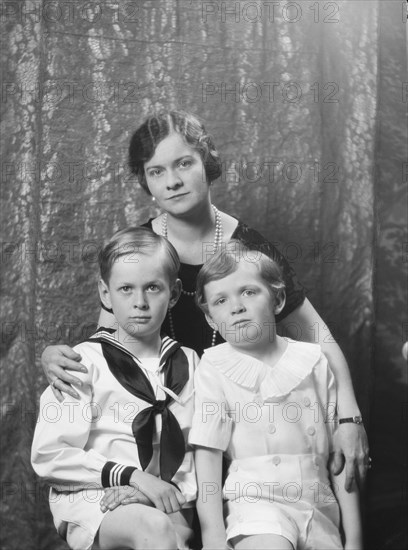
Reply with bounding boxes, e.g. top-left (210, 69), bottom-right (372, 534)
top-left (237, 284), bottom-right (261, 293)
top-left (174, 155), bottom-right (193, 161)
top-left (116, 279), bottom-right (163, 287)
top-left (146, 155), bottom-right (194, 170)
